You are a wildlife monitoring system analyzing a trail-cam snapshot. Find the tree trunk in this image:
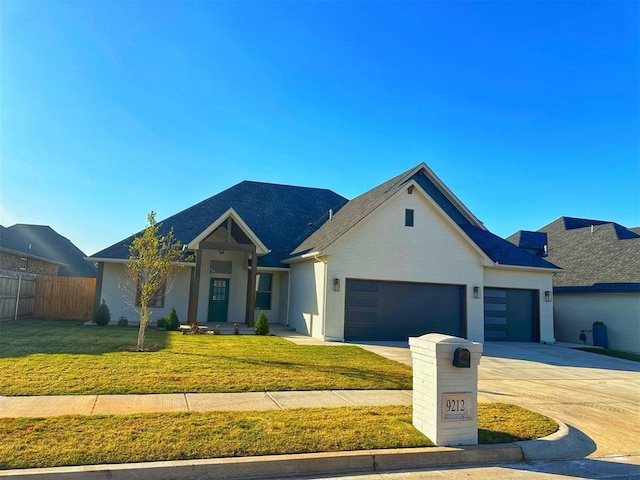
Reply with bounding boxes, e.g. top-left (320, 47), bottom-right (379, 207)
top-left (137, 306), bottom-right (148, 351)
